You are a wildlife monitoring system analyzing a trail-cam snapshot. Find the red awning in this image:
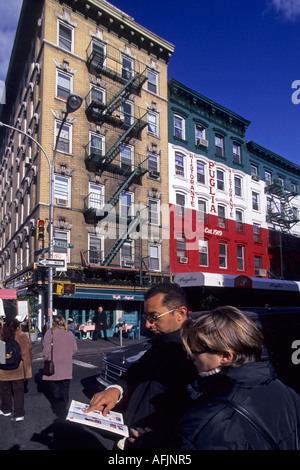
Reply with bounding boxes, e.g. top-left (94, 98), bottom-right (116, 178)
top-left (0, 289), bottom-right (17, 299)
